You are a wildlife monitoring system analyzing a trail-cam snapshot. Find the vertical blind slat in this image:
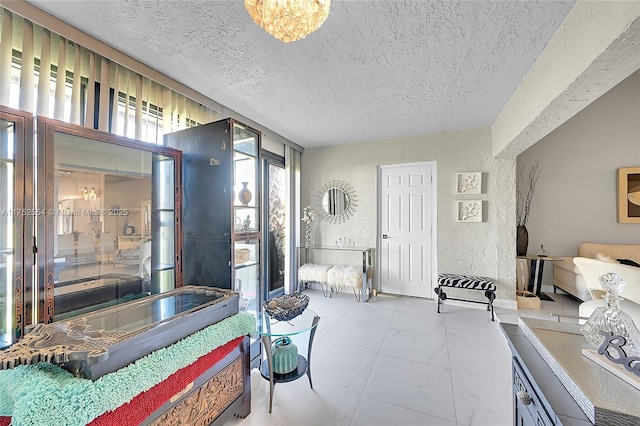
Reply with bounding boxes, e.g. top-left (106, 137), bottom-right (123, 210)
top-left (135, 73), bottom-right (143, 140)
top-left (147, 79), bottom-right (162, 144)
top-left (172, 91), bottom-right (179, 132)
top-left (54, 35), bottom-right (66, 120)
top-left (194, 102), bottom-right (201, 125)
top-left (162, 87), bottom-right (172, 138)
top-left (37, 28), bottom-right (51, 117)
top-left (19, 19), bottom-right (35, 113)
top-left (188, 98), bottom-right (194, 126)
top-left (122, 69), bottom-right (129, 137)
top-left (111, 64), bottom-right (120, 133)
top-left (143, 77), bottom-right (151, 143)
top-left (70, 44), bottom-right (82, 124)
top-left (85, 51), bottom-right (95, 128)
top-left (0, 9), bottom-right (12, 105)
top-left (178, 94), bottom-right (186, 129)
top-left (98, 57), bottom-right (110, 131)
